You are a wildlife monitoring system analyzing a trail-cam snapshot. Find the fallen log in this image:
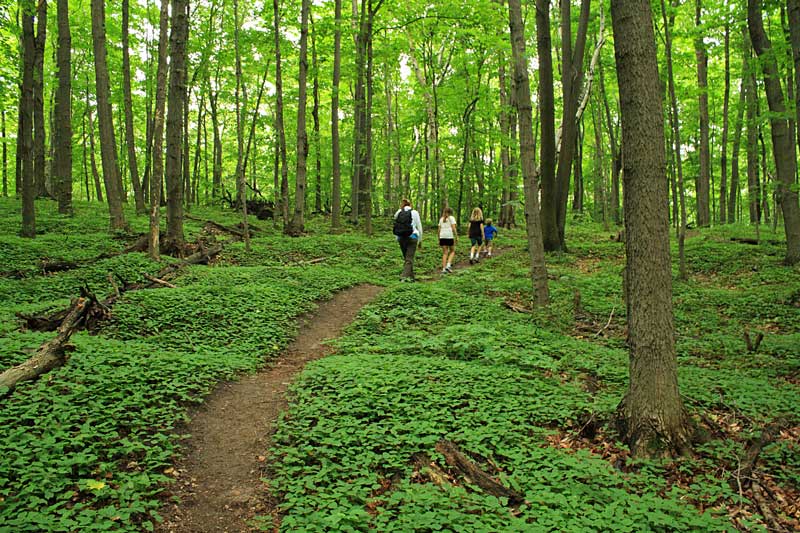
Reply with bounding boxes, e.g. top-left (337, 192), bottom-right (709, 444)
top-left (1, 298), bottom-right (91, 396)
top-left (185, 214), bottom-right (247, 238)
top-left (435, 439), bottom-right (525, 506)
